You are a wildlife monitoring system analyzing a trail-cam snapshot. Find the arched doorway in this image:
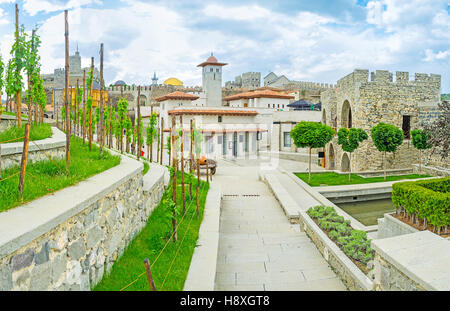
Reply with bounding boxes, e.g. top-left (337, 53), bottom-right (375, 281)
top-left (139, 94), bottom-right (147, 106)
top-left (341, 100), bottom-right (352, 128)
top-left (341, 153), bottom-right (350, 172)
top-left (328, 144), bottom-right (335, 169)
top-left (322, 109), bottom-right (327, 125)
